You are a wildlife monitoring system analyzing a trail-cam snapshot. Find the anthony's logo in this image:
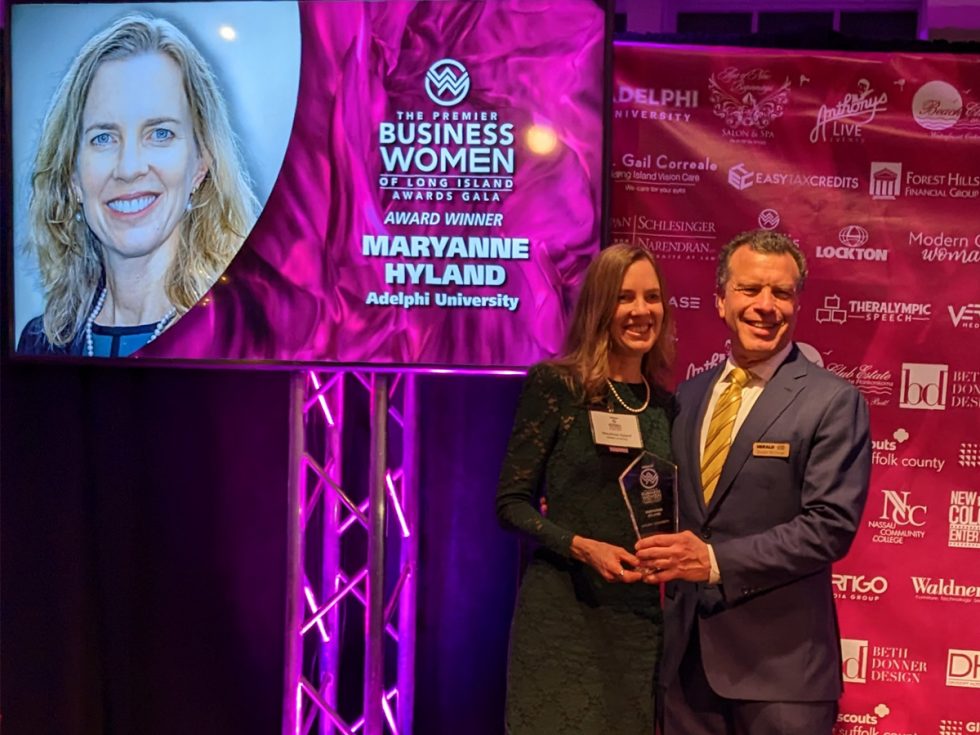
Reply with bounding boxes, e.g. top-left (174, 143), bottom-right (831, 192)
top-left (425, 59), bottom-right (470, 106)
